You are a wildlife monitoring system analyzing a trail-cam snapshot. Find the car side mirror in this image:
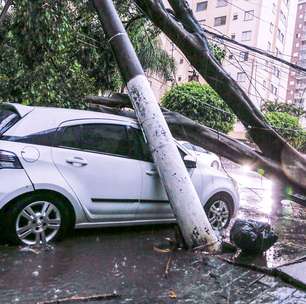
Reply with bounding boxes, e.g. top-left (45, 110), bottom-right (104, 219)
top-left (184, 155), bottom-right (197, 168)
